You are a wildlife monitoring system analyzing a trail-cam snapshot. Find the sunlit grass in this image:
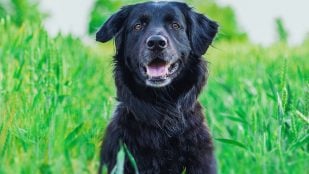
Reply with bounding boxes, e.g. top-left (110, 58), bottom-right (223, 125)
top-left (203, 41), bottom-right (308, 174)
top-left (0, 19), bottom-right (115, 173)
